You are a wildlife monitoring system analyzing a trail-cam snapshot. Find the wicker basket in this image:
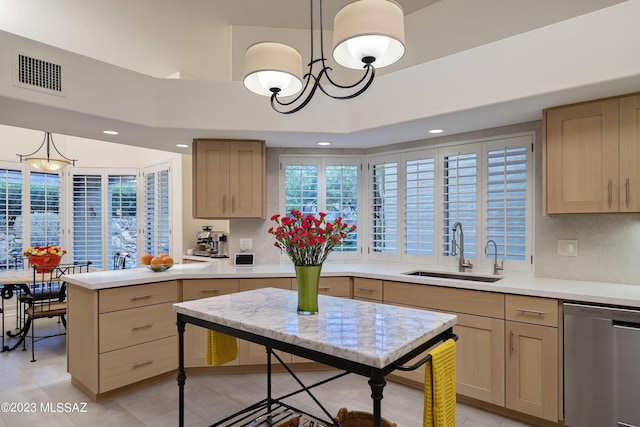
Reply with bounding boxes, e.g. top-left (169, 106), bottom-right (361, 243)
top-left (334, 408), bottom-right (397, 427)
